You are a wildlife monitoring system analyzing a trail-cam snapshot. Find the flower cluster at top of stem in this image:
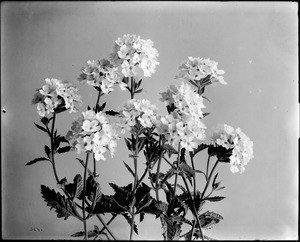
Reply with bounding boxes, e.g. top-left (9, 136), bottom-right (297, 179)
top-left (118, 98), bottom-right (159, 133)
top-left (66, 110), bottom-right (120, 161)
top-left (158, 82), bottom-right (206, 151)
top-left (211, 124), bottom-right (254, 173)
top-left (176, 56), bottom-right (226, 87)
top-left (78, 59), bottom-right (125, 94)
top-left (110, 34), bottom-right (160, 79)
top-left (32, 78), bottom-right (82, 117)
